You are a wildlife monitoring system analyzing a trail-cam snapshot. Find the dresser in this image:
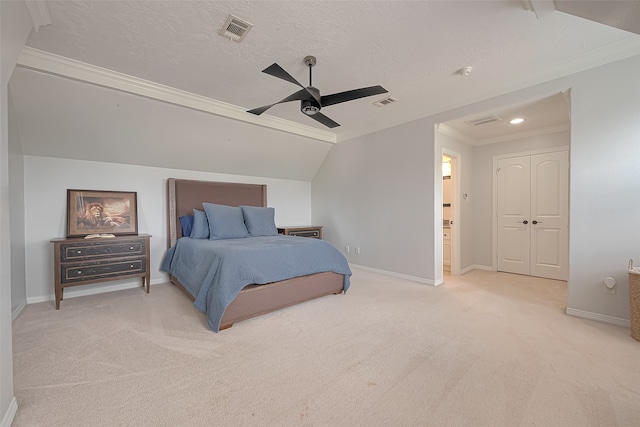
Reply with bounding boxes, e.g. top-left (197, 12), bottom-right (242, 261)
top-left (277, 226), bottom-right (323, 239)
top-left (51, 234), bottom-right (151, 309)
